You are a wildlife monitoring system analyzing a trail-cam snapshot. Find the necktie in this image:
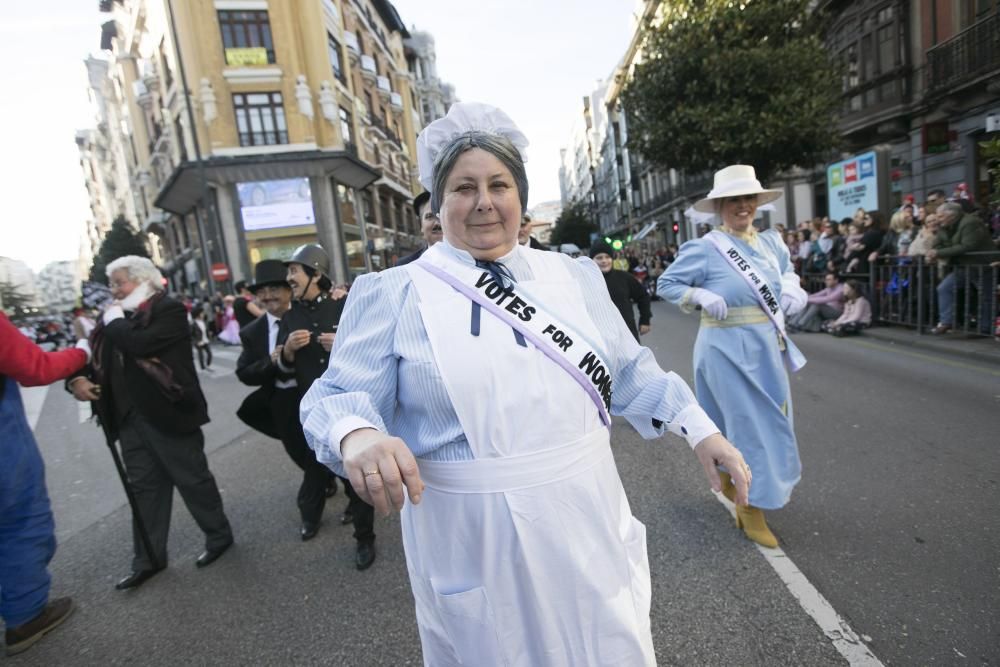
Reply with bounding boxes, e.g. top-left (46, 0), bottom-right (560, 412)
top-left (472, 259), bottom-right (526, 347)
